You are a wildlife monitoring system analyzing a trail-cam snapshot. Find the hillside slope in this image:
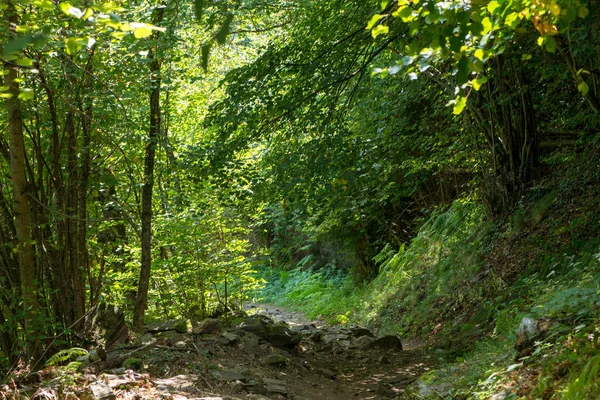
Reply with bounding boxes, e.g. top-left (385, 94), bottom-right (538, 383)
top-left (259, 140), bottom-right (600, 399)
